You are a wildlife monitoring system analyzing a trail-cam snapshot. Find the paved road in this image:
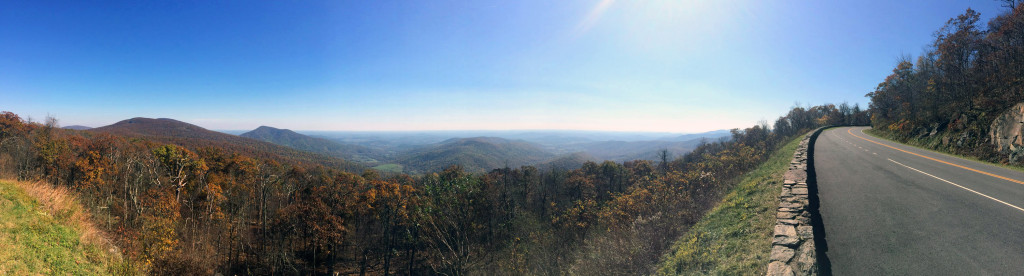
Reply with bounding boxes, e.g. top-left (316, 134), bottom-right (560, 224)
top-left (815, 126), bottom-right (1024, 275)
